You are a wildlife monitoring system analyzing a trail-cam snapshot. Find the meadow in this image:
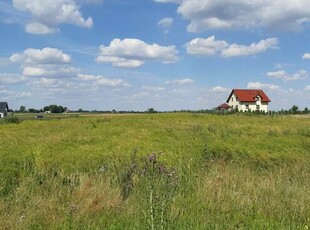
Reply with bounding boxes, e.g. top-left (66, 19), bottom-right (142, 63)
top-left (0, 113), bottom-right (309, 229)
